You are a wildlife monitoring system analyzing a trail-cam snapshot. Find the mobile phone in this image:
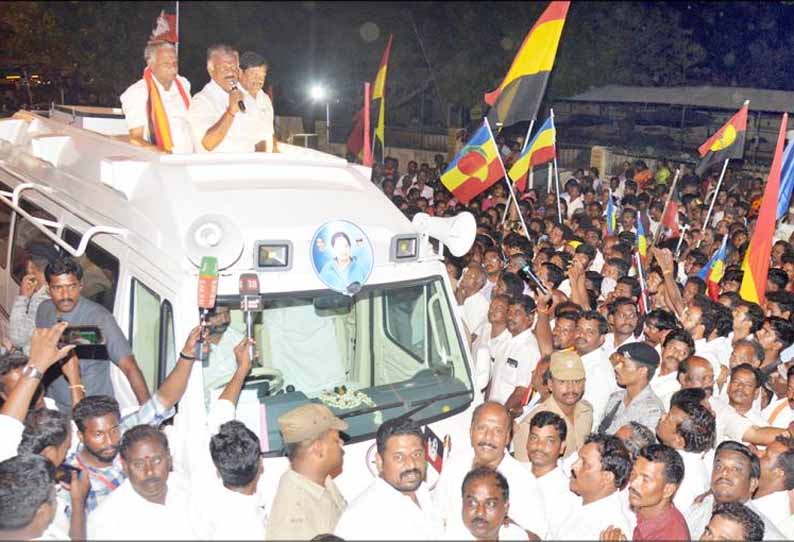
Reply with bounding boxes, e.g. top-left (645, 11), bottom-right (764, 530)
top-left (54, 464), bottom-right (83, 484)
top-left (58, 326), bottom-right (109, 360)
